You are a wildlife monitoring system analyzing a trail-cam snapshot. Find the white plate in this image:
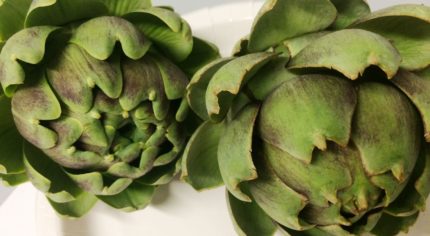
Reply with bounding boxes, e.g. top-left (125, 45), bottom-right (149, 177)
top-left (1, 1), bottom-right (430, 236)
